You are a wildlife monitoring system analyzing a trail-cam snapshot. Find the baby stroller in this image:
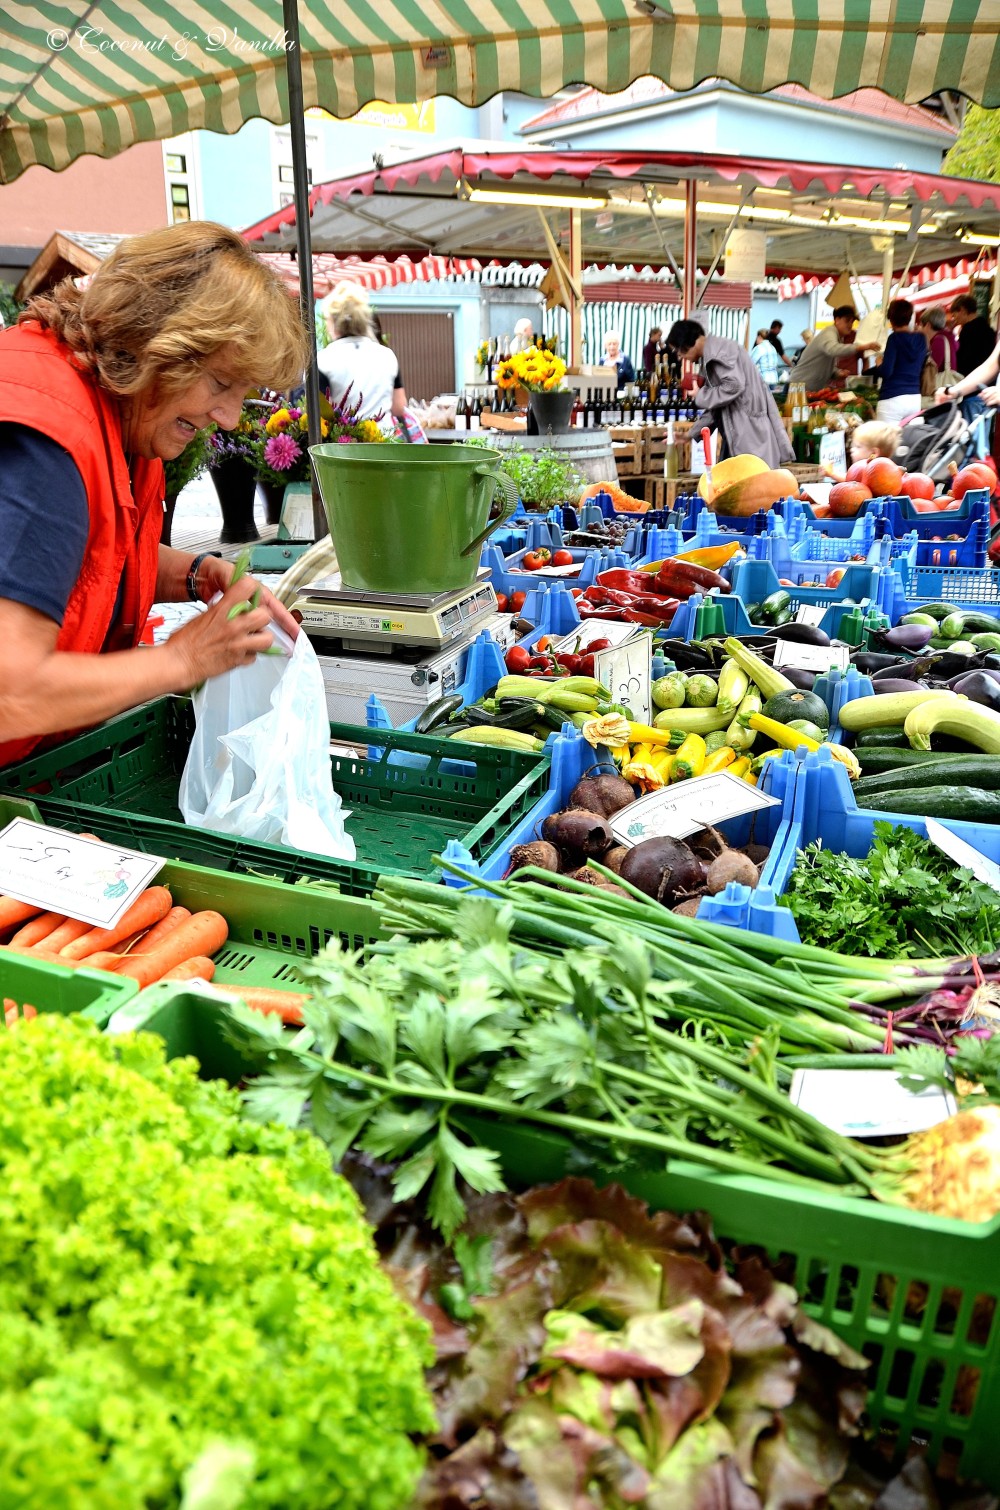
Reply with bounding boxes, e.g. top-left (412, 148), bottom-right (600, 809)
top-left (894, 399), bottom-right (992, 483)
